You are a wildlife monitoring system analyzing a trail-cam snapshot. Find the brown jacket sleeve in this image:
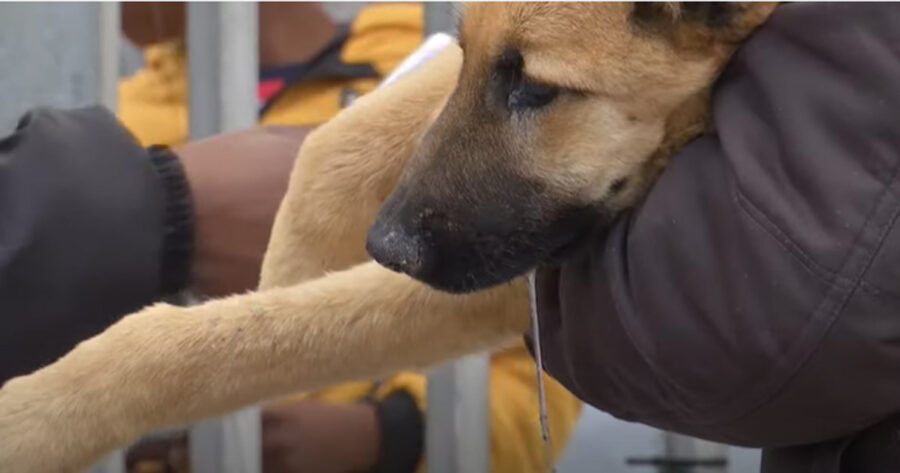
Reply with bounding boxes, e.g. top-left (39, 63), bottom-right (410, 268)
top-left (533, 2), bottom-right (900, 469)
